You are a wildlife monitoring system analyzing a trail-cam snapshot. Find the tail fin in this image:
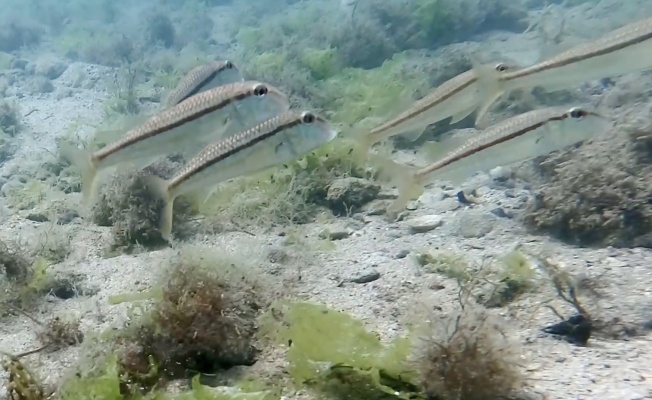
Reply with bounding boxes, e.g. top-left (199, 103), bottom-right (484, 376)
top-left (351, 133), bottom-right (375, 166)
top-left (368, 154), bottom-right (424, 216)
top-left (471, 62), bottom-right (508, 129)
top-left (142, 176), bottom-right (175, 241)
top-left (59, 142), bottom-right (98, 207)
